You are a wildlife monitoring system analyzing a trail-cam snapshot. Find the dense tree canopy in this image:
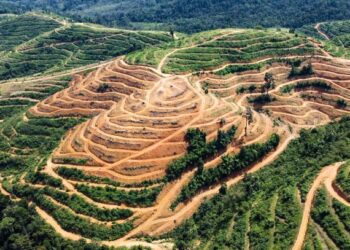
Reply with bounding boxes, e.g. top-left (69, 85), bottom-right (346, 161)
top-left (2, 0), bottom-right (350, 33)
